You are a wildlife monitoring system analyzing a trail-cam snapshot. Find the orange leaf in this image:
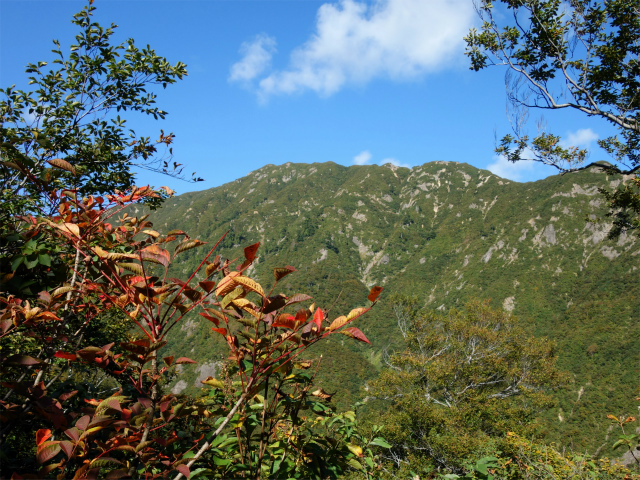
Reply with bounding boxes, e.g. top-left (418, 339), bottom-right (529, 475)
top-left (175, 357), bottom-right (197, 365)
top-left (199, 312), bottom-right (220, 327)
top-left (36, 429), bottom-right (52, 446)
top-left (244, 242), bottom-right (260, 262)
top-left (211, 327), bottom-right (227, 337)
top-left (273, 314), bottom-right (296, 329)
top-left (367, 286), bottom-right (383, 303)
top-left (198, 280), bottom-right (216, 293)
